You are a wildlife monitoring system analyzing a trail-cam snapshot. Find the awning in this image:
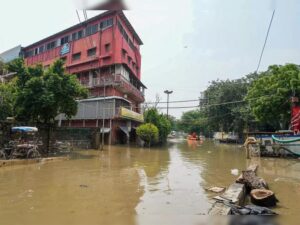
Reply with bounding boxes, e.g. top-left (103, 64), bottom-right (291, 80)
top-left (12, 127), bottom-right (38, 133)
top-left (119, 126), bottom-right (129, 137)
top-left (100, 128), bottom-right (111, 133)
